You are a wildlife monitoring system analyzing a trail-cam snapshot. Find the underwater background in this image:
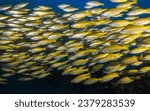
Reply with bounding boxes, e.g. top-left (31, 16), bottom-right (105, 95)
top-left (0, 0), bottom-right (150, 94)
